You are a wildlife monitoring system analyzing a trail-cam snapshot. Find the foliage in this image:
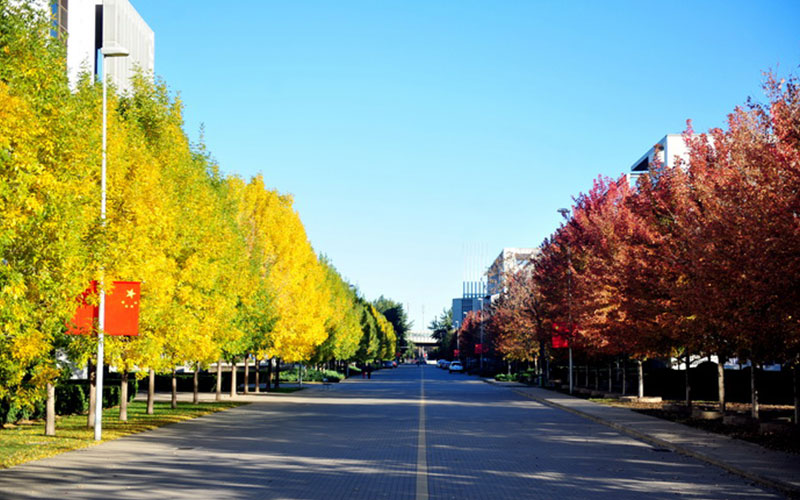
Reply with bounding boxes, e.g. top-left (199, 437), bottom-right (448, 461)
top-left (480, 71), bottom-right (800, 381)
top-left (373, 296), bottom-right (411, 350)
top-left (0, 3), bottom-right (396, 434)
